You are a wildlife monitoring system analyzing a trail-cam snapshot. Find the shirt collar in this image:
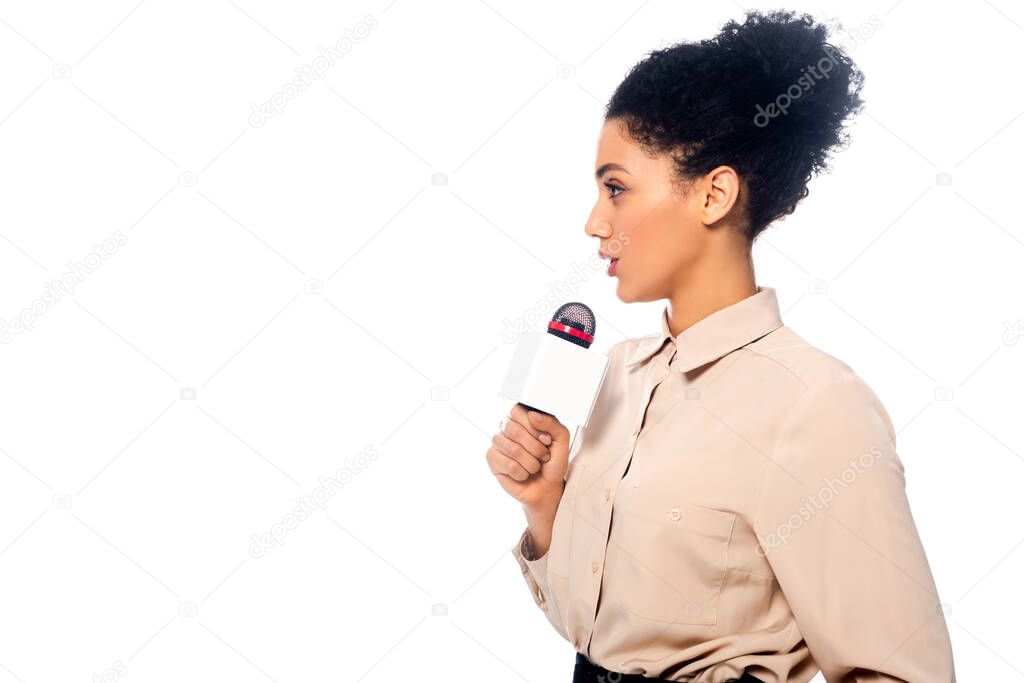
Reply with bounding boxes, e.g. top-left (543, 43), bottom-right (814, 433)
top-left (625, 285), bottom-right (784, 374)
